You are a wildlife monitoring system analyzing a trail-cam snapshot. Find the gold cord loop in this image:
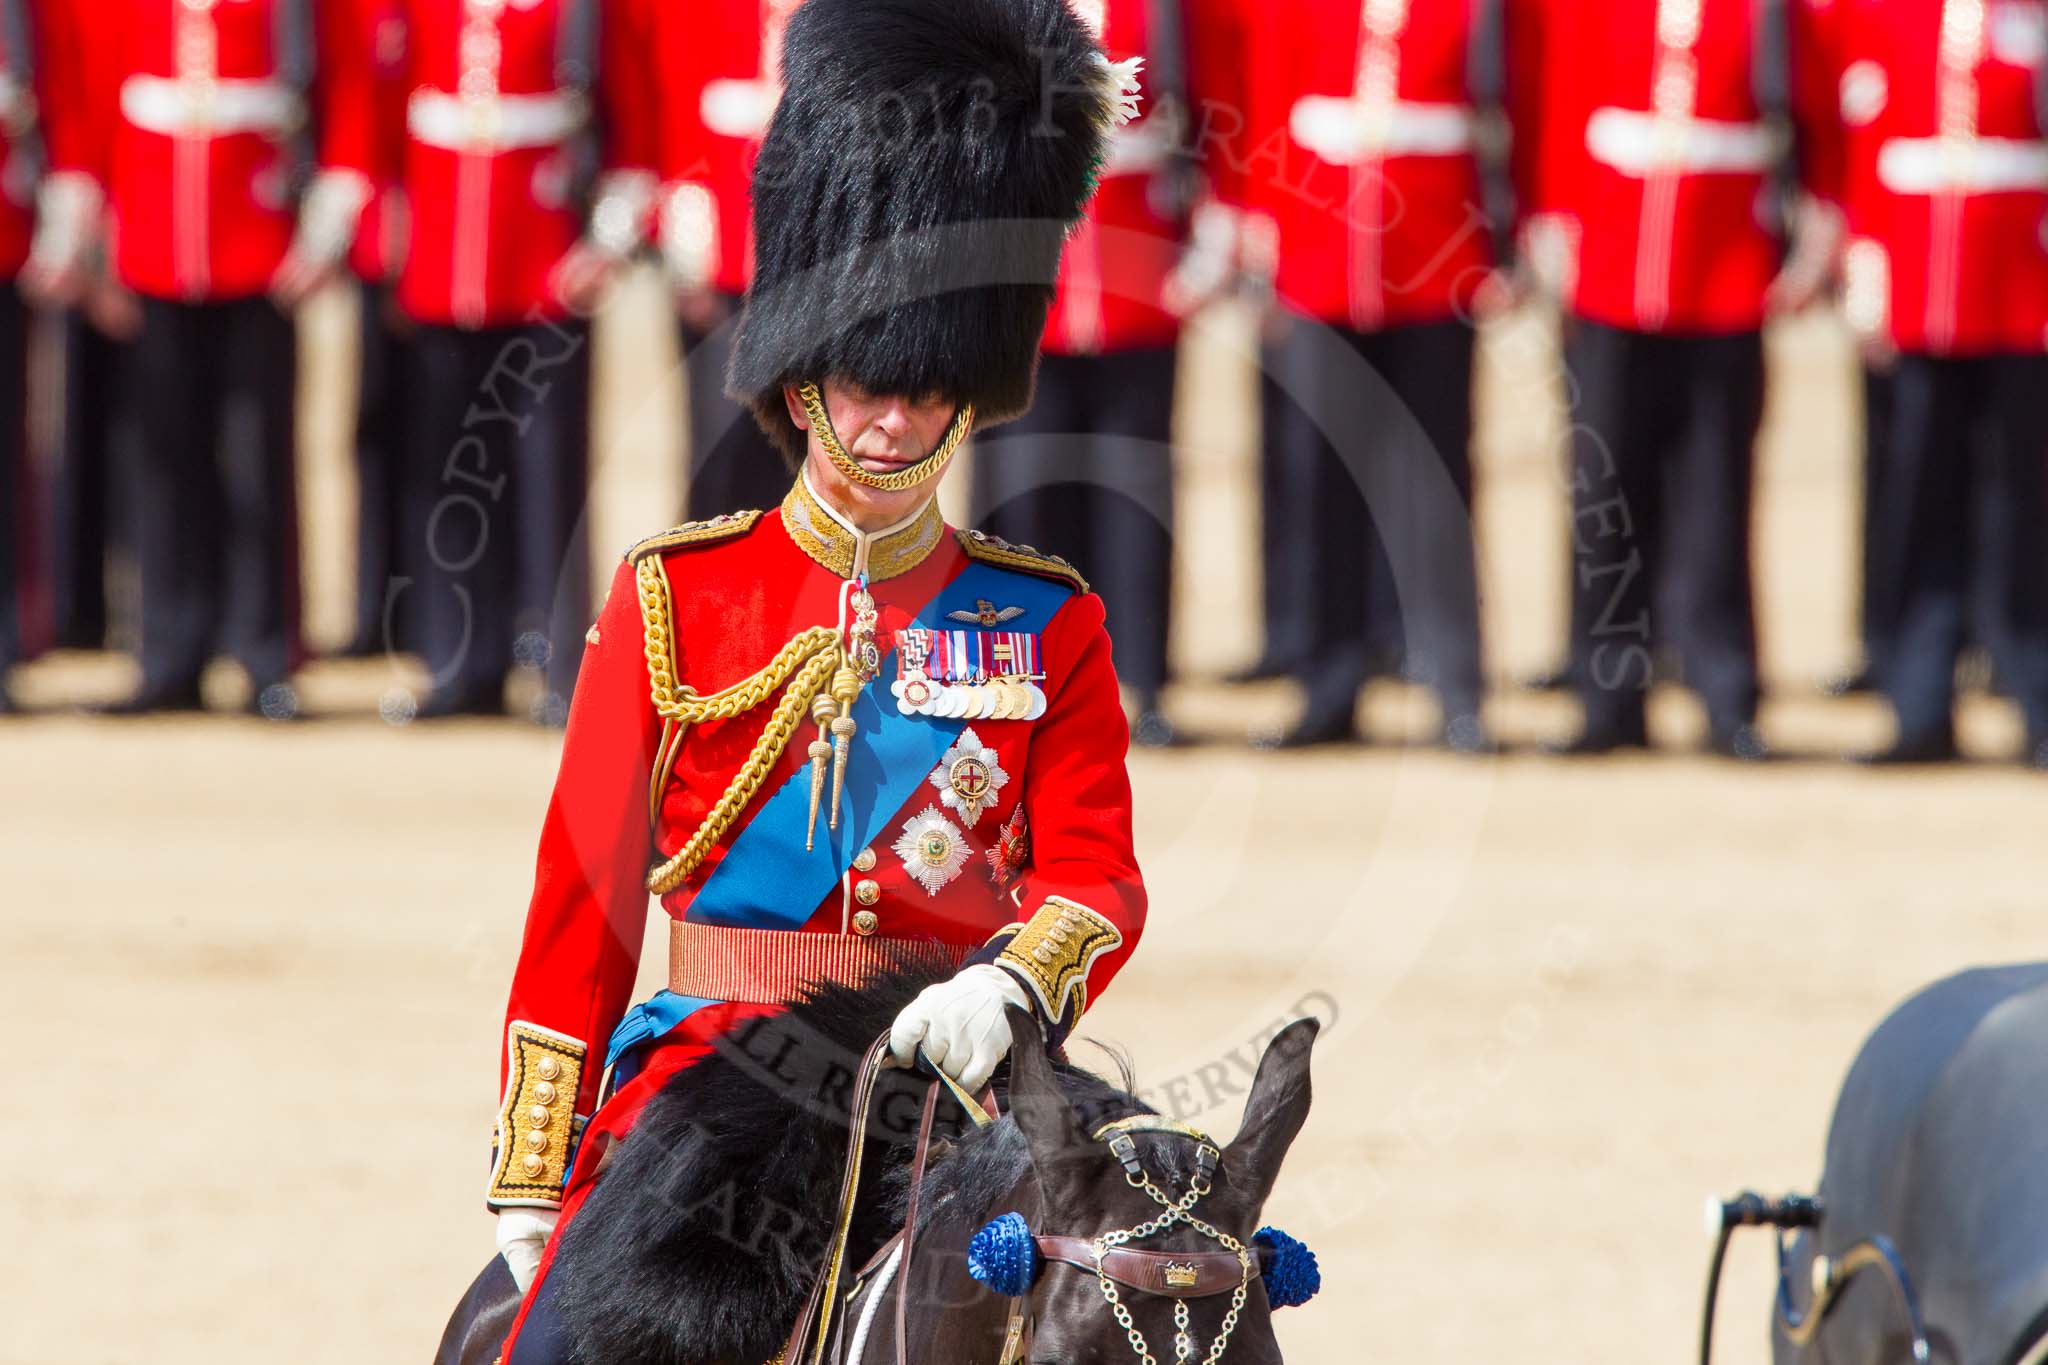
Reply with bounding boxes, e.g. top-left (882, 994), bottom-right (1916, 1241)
top-left (639, 553), bottom-right (854, 893)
